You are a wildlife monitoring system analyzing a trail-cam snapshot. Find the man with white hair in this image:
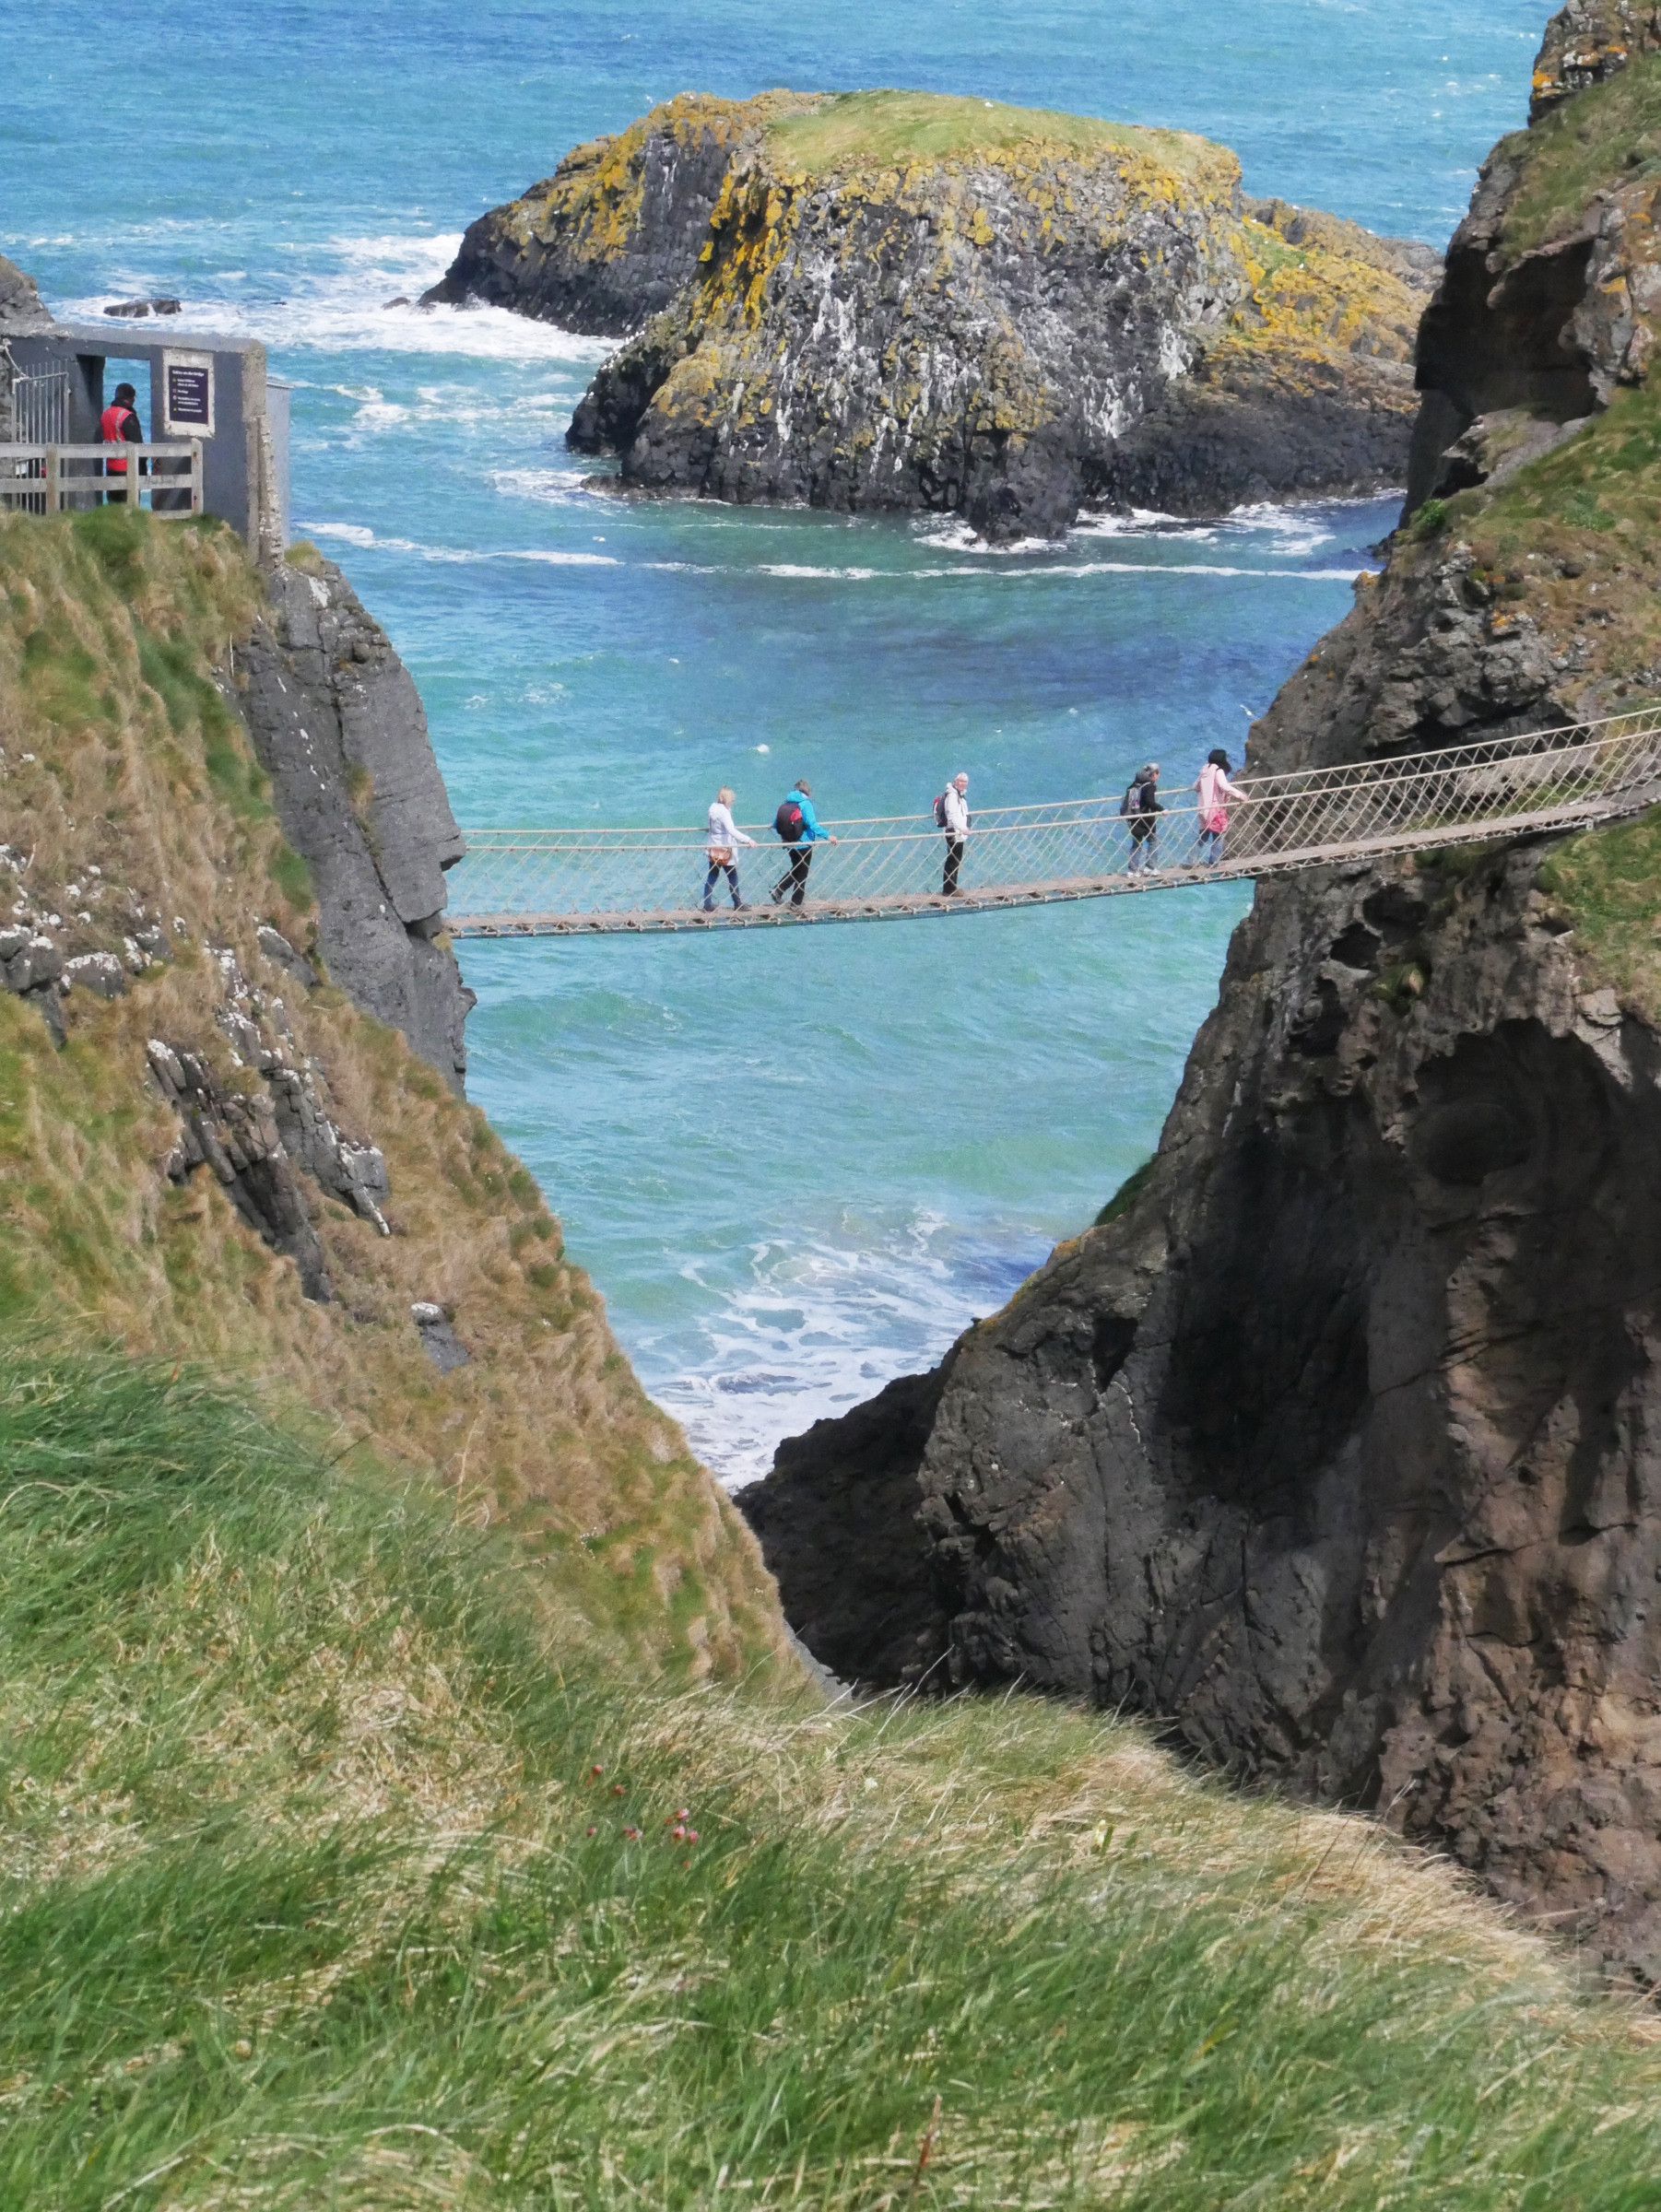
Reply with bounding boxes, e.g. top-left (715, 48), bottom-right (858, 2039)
top-left (939, 772), bottom-right (970, 896)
